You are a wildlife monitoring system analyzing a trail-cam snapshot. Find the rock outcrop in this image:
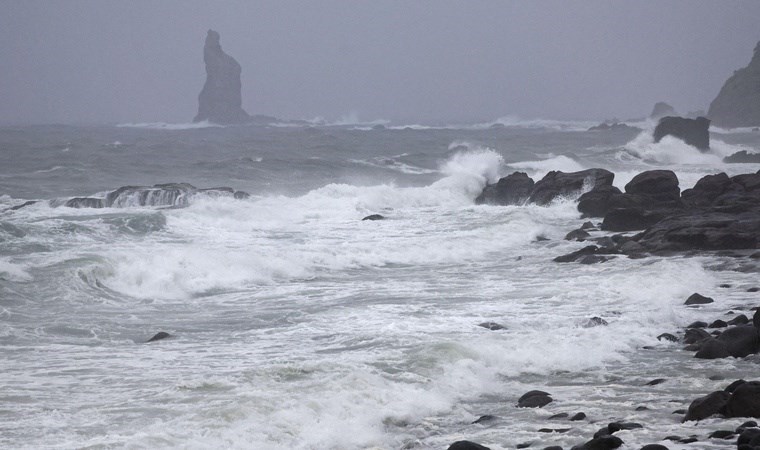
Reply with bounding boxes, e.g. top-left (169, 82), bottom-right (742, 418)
top-left (650, 102), bottom-right (676, 119)
top-left (708, 41), bottom-right (760, 128)
top-left (476, 169), bottom-right (612, 207)
top-left (653, 116), bottom-right (710, 151)
top-left (194, 30), bottom-right (251, 124)
top-left (61, 183), bottom-right (250, 209)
